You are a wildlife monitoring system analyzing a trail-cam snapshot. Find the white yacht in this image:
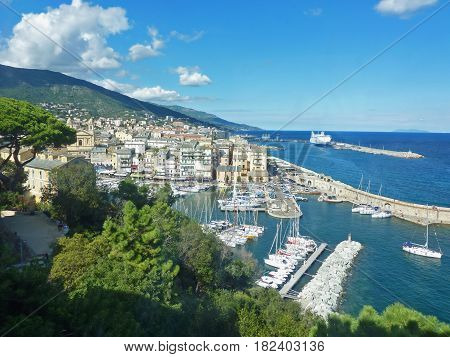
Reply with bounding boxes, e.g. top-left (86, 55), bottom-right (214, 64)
top-left (402, 208), bottom-right (442, 259)
top-left (310, 131), bottom-right (332, 146)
